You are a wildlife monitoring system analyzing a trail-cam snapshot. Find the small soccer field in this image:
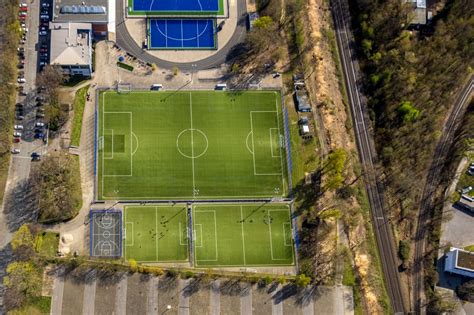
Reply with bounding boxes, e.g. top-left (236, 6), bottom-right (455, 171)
top-left (128, 0), bottom-right (224, 16)
top-left (193, 204), bottom-right (294, 267)
top-left (124, 205), bottom-right (189, 262)
top-left (97, 90), bottom-right (289, 200)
